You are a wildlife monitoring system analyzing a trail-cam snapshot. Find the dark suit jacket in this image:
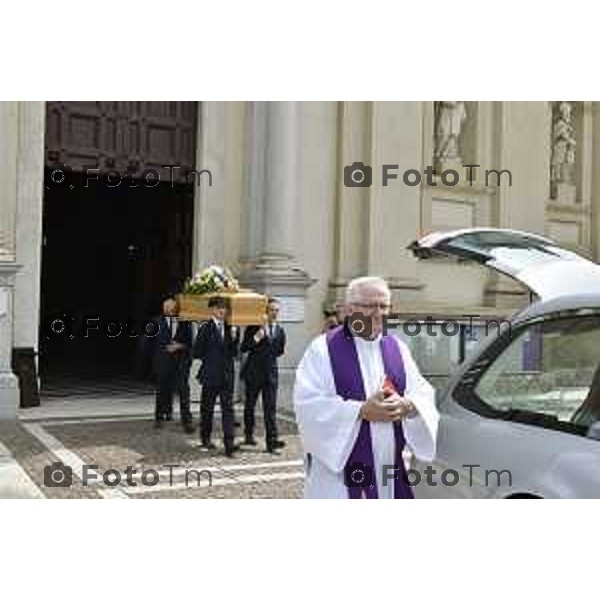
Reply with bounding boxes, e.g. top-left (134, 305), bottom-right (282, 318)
top-left (193, 319), bottom-right (240, 388)
top-left (240, 324), bottom-right (286, 387)
top-left (151, 316), bottom-right (194, 376)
